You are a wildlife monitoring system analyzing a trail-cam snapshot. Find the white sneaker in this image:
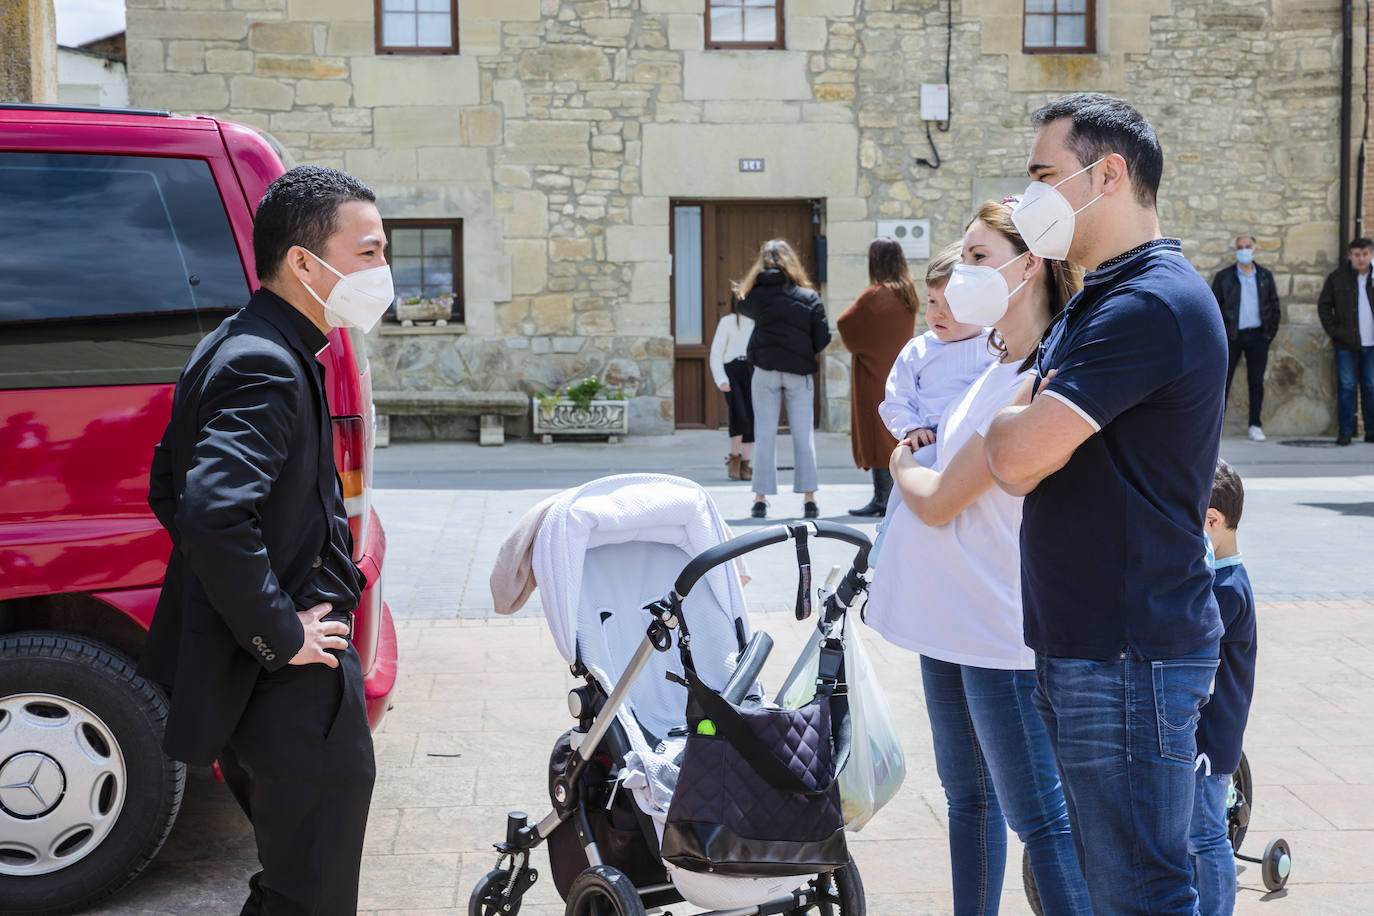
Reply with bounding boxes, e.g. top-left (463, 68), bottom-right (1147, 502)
top-left (1248, 425), bottom-right (1266, 442)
